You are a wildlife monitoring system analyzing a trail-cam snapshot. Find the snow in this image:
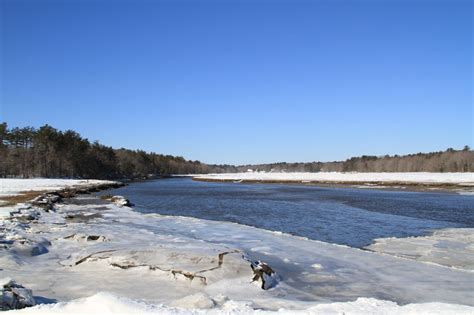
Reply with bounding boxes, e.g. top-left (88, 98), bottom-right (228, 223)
top-left (0, 206), bottom-right (14, 219)
top-left (7, 292), bottom-right (474, 314)
top-left (0, 179), bottom-right (117, 197)
top-left (457, 191), bottom-right (474, 195)
top-left (193, 172), bottom-right (474, 185)
top-left (1, 179), bottom-right (474, 314)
